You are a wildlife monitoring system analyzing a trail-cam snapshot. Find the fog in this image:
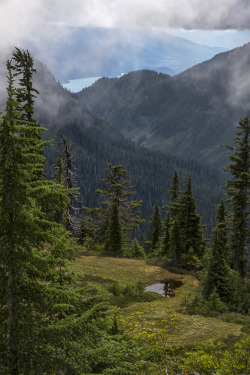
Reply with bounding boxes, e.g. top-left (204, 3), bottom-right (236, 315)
top-left (1, 0), bottom-right (250, 51)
